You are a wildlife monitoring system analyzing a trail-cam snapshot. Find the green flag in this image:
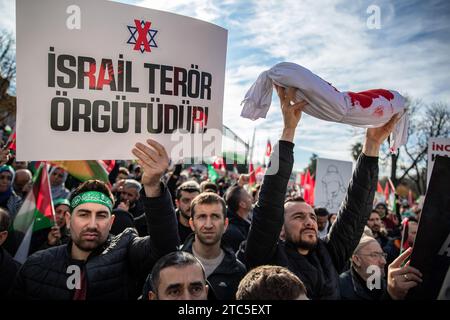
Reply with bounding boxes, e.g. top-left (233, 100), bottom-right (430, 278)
top-left (207, 164), bottom-right (219, 183)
